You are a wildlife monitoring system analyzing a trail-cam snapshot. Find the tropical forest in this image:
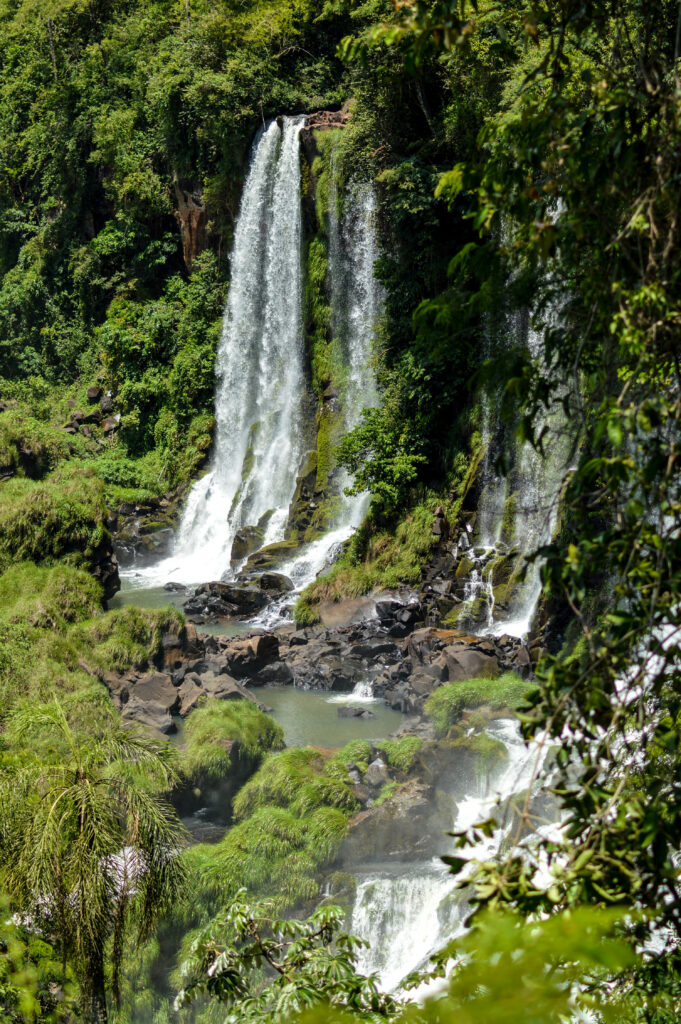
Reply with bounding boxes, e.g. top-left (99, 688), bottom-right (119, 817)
top-left (0, 0), bottom-right (679, 1021)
